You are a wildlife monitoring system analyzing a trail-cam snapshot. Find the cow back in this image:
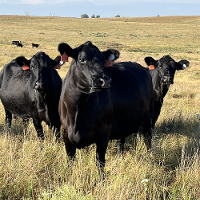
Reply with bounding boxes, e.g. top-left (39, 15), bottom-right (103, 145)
top-left (105, 62), bottom-right (154, 138)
